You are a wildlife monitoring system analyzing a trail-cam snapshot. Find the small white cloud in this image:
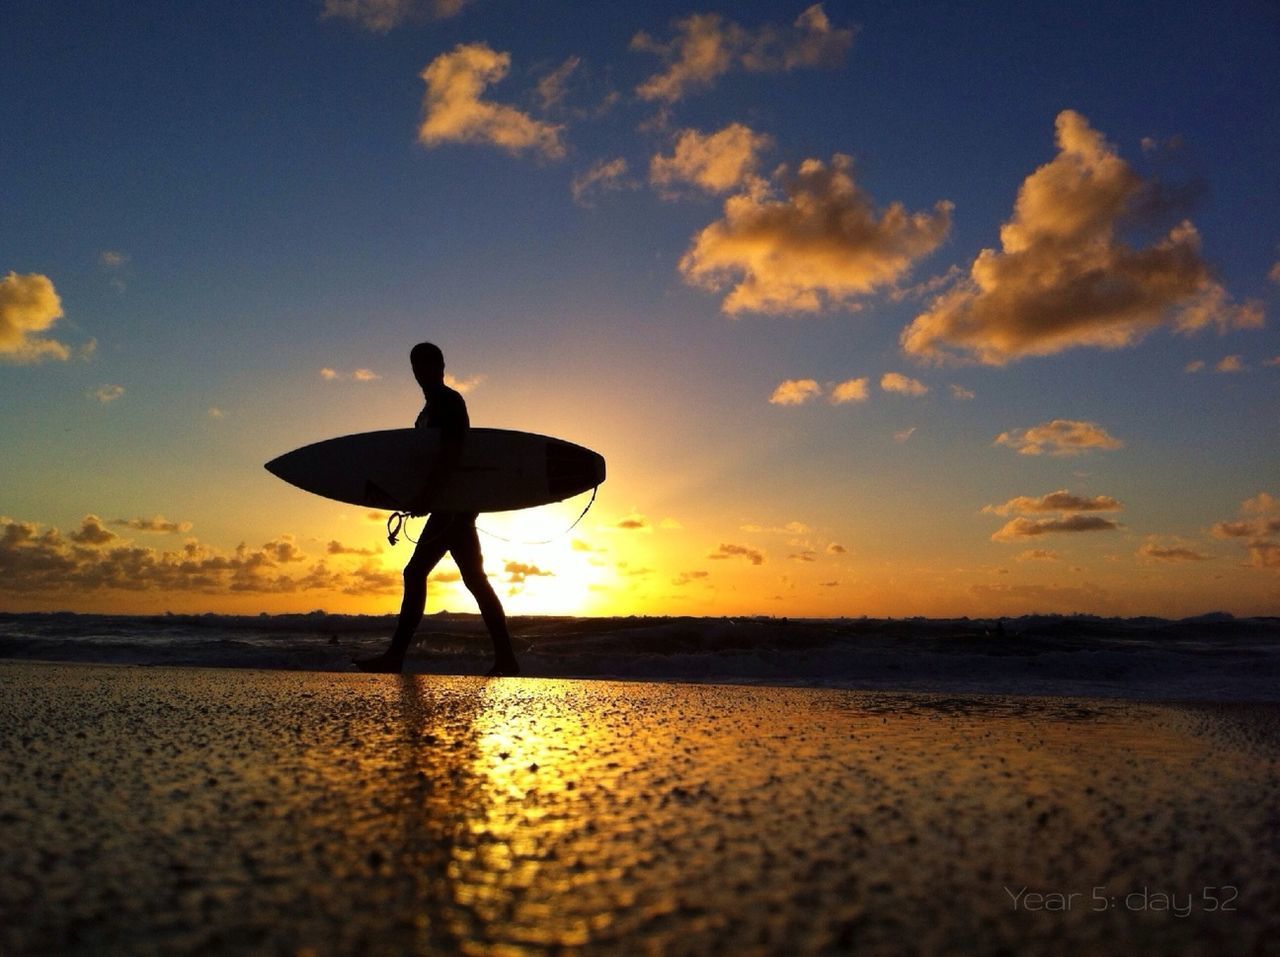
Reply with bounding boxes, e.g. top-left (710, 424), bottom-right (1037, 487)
top-left (769, 378), bottom-right (822, 405)
top-left (1137, 538), bottom-right (1210, 563)
top-left (994, 419), bottom-right (1123, 456)
top-left (1215, 355), bottom-right (1245, 373)
top-left (571, 157), bottom-right (630, 207)
top-left (829, 377), bottom-right (869, 404)
top-left (949, 384), bottom-right (976, 401)
top-left (880, 372), bottom-right (929, 396)
top-left (321, 0), bottom-right (472, 32)
top-left (1184, 359), bottom-right (1205, 373)
top-left (91, 384), bottom-right (125, 404)
top-left (444, 372), bottom-right (483, 393)
top-left (321, 367), bottom-right (382, 382)
top-left (893, 426), bottom-right (917, 443)
top-left (537, 55), bottom-right (581, 110)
